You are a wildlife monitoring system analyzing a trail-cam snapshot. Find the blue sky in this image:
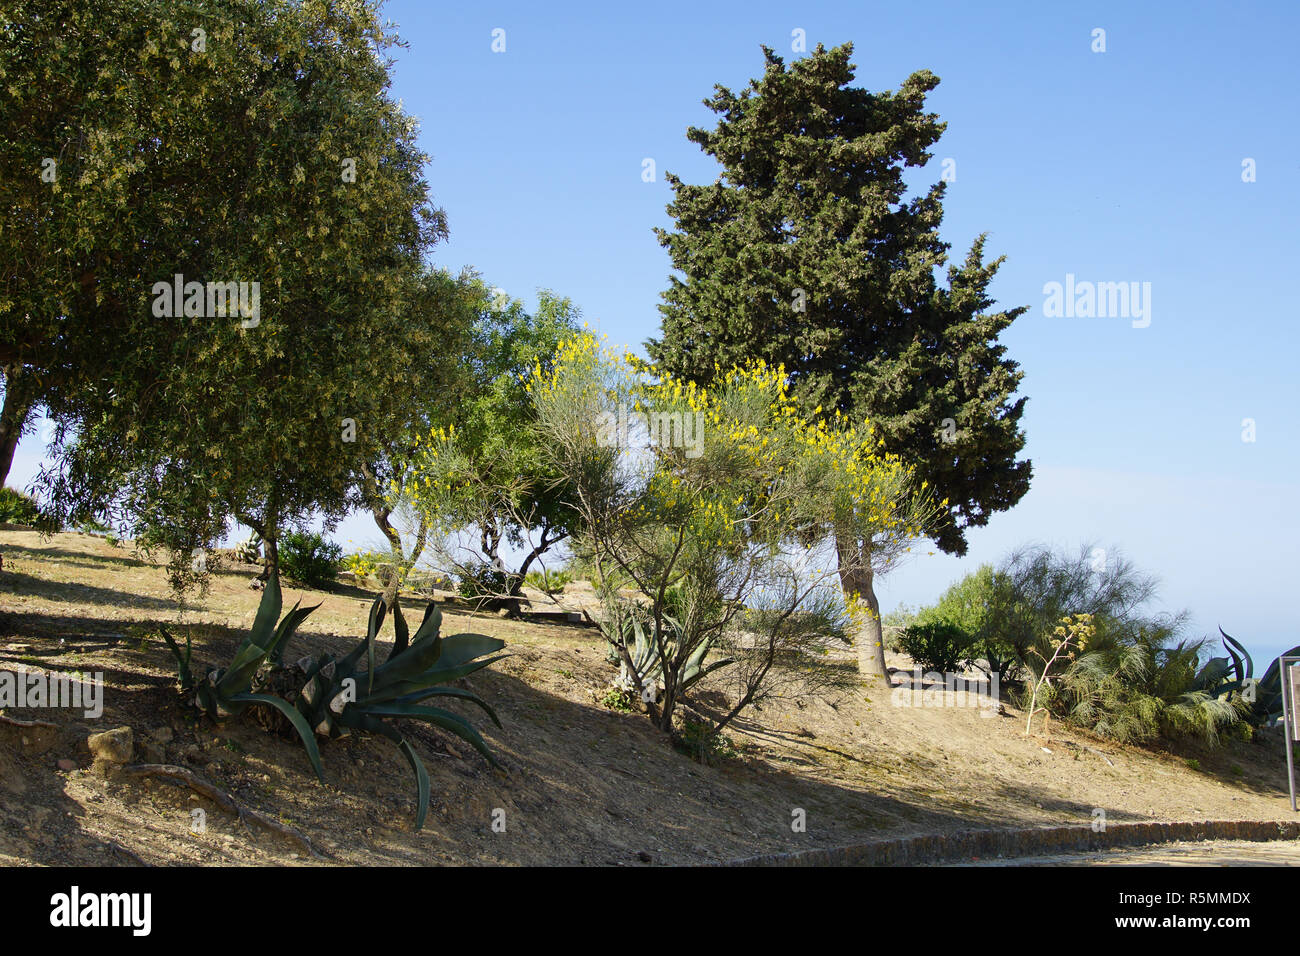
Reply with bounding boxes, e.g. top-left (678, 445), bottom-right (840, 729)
top-left (11, 0), bottom-right (1299, 660)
